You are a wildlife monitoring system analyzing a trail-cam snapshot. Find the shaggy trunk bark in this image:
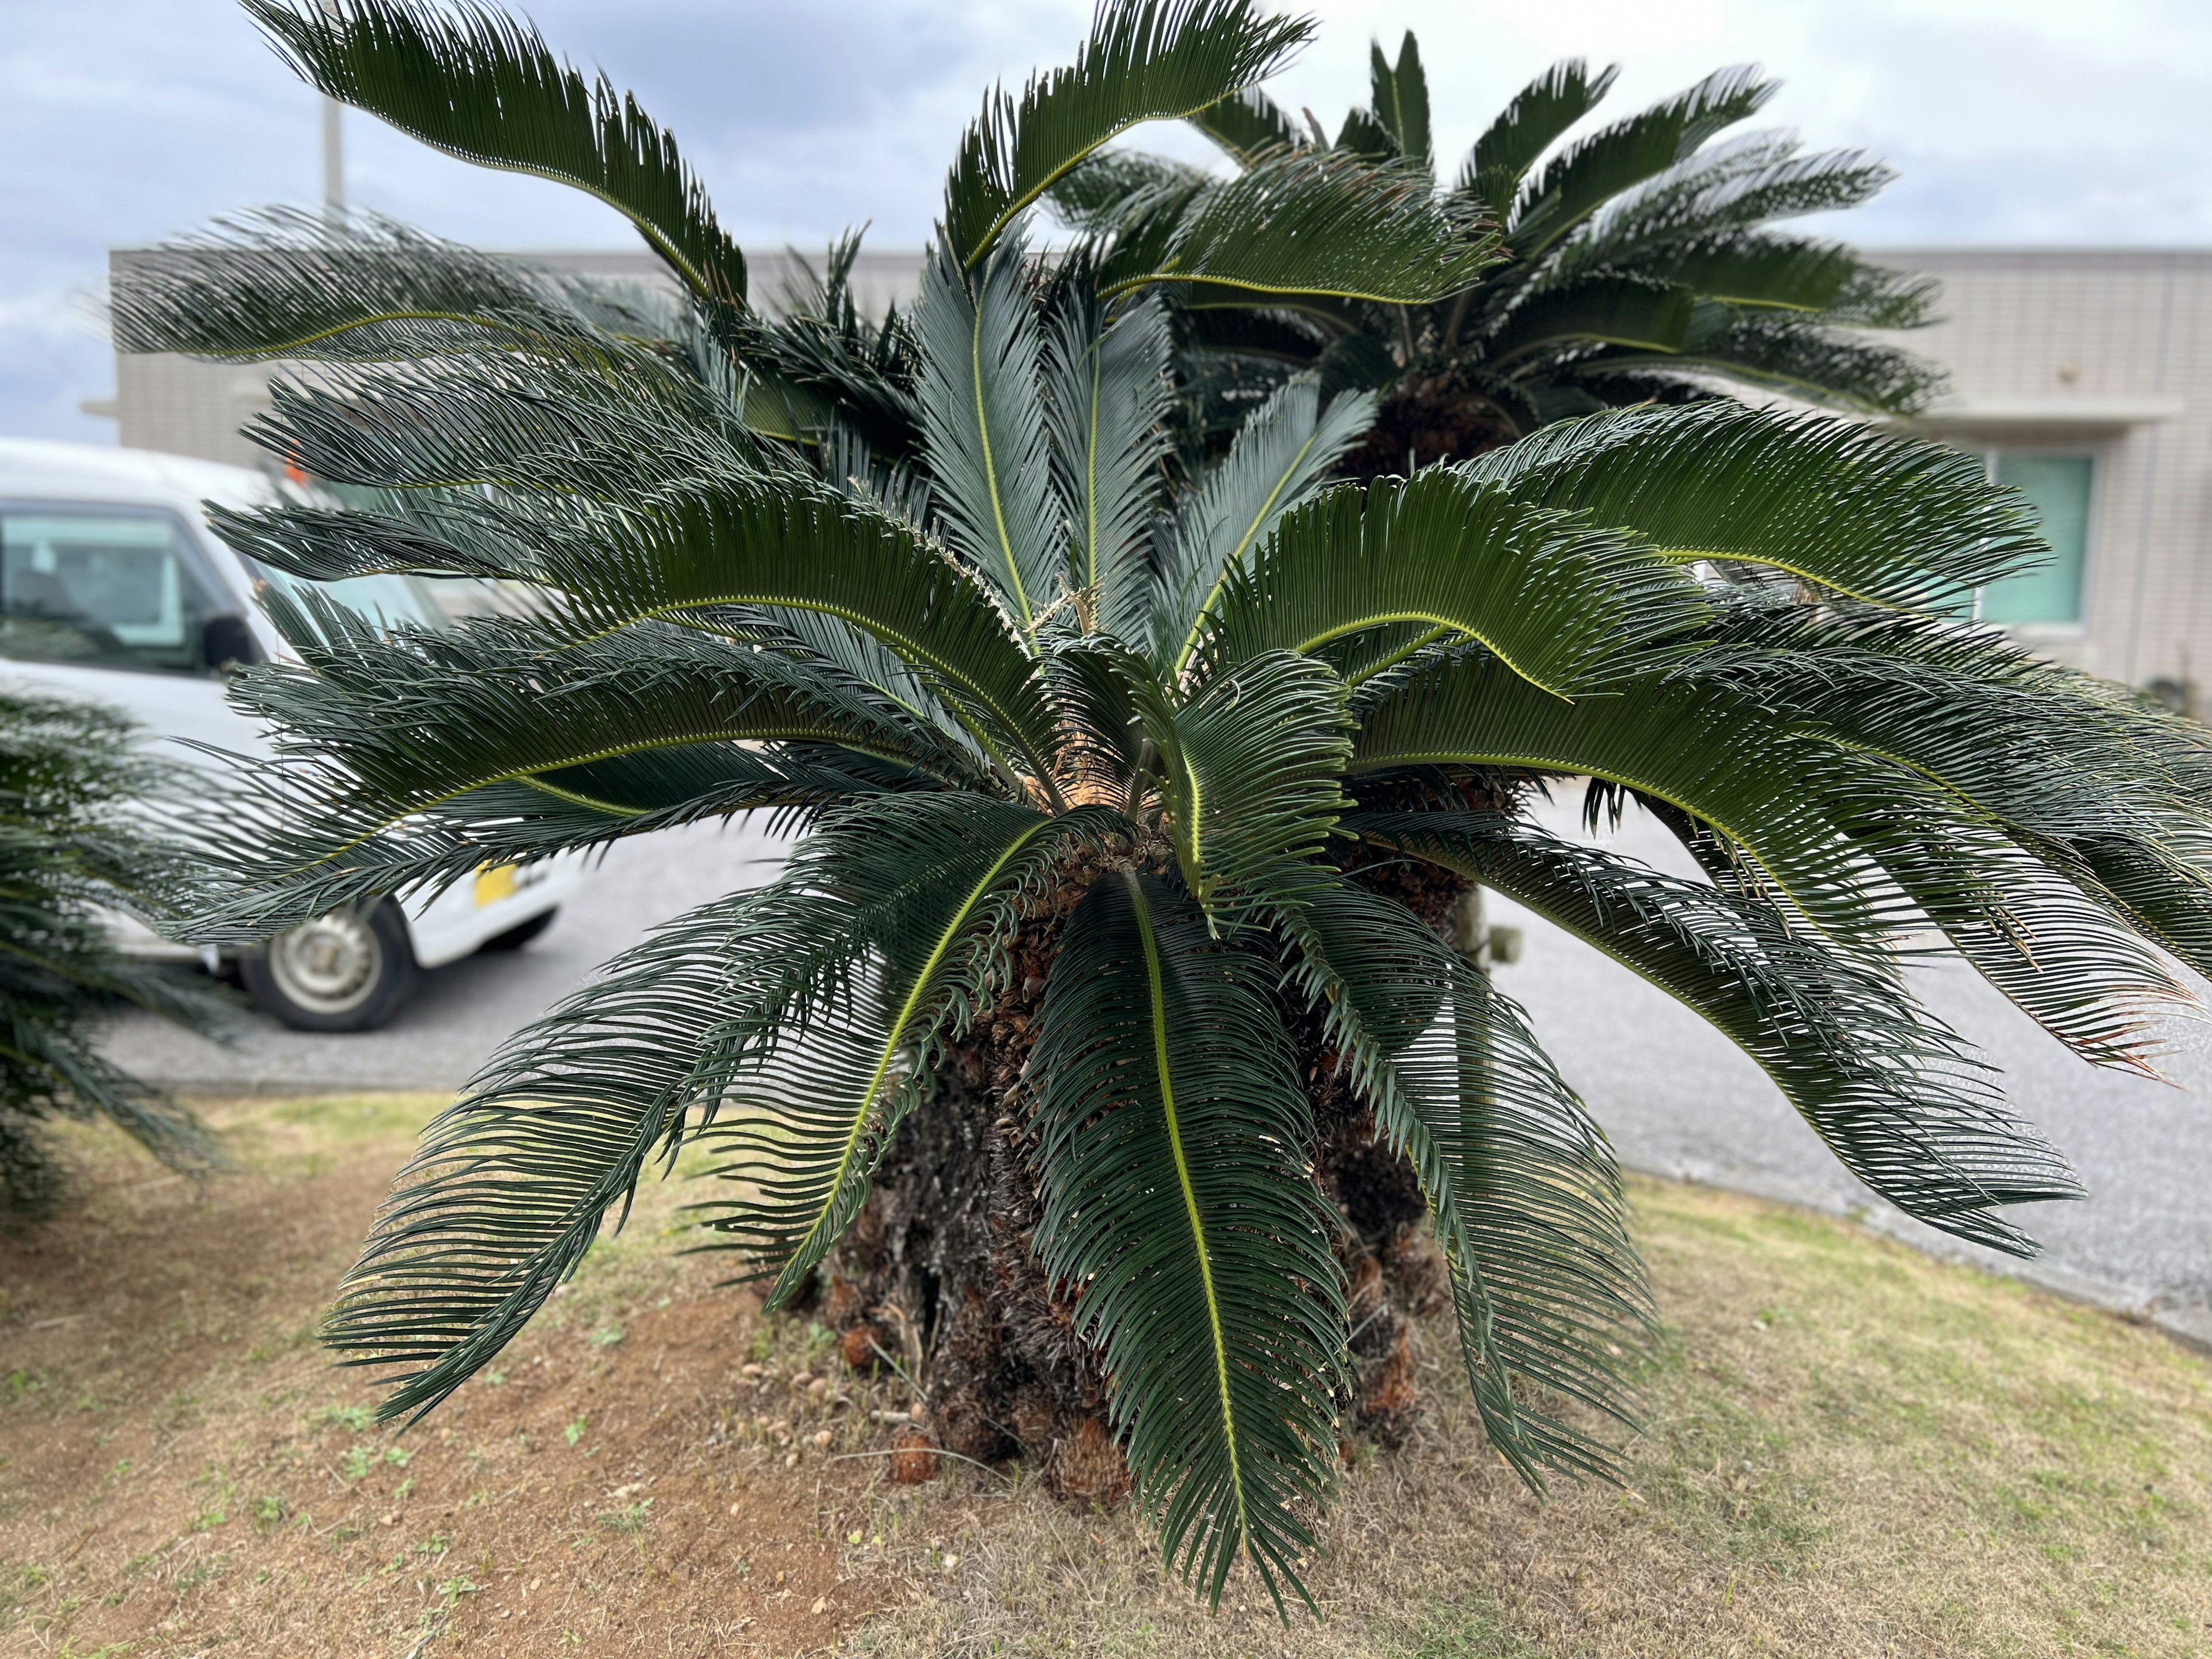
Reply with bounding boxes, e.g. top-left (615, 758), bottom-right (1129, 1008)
top-left (818, 846), bottom-right (1478, 1494)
